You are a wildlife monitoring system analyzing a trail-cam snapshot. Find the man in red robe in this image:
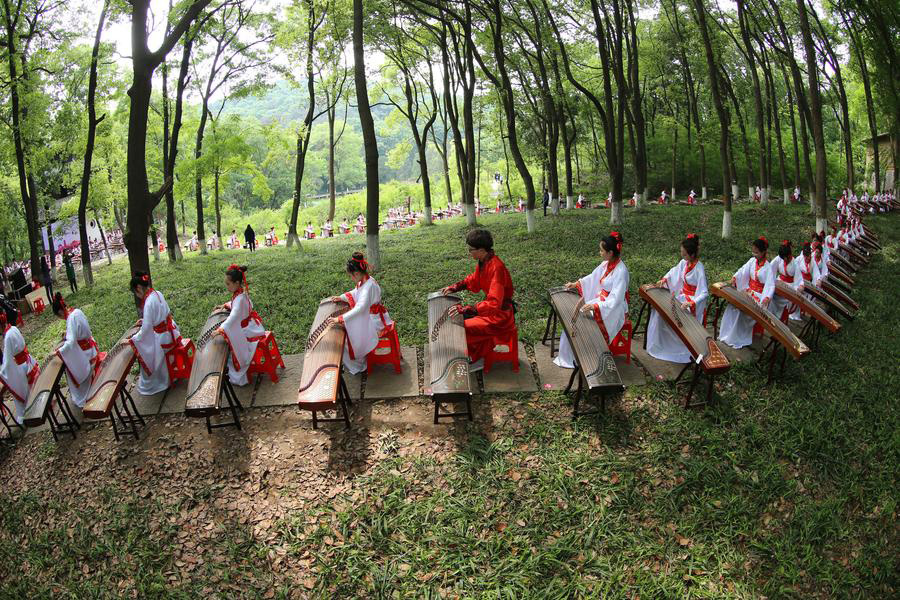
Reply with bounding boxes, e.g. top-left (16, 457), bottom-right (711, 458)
top-left (441, 229), bottom-right (516, 370)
